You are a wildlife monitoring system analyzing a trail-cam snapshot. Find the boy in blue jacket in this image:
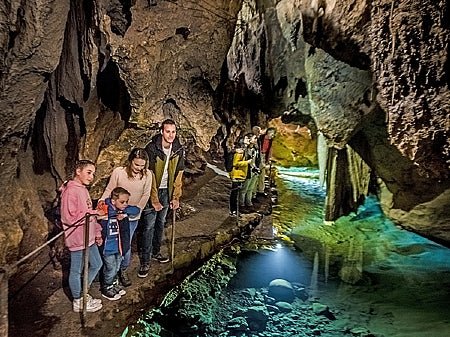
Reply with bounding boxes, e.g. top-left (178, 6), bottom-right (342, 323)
top-left (99, 187), bottom-right (140, 300)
